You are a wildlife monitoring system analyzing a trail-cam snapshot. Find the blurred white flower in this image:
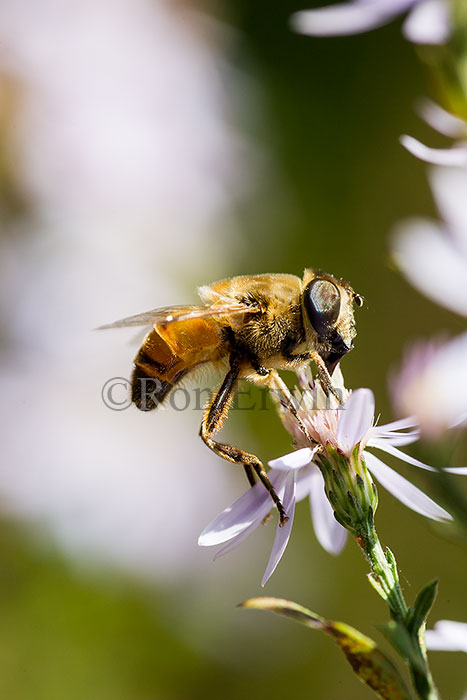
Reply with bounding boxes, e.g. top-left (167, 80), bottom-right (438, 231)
top-left (401, 135), bottom-right (467, 166)
top-left (0, 0), bottom-right (262, 581)
top-left (392, 166), bottom-right (467, 433)
top-left (425, 620), bottom-right (467, 652)
top-left (392, 336), bottom-right (467, 435)
top-left (393, 166), bottom-right (467, 317)
top-left (401, 99), bottom-right (467, 166)
top-left (199, 375), bottom-right (463, 585)
top-left (291, 0), bottom-right (451, 44)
